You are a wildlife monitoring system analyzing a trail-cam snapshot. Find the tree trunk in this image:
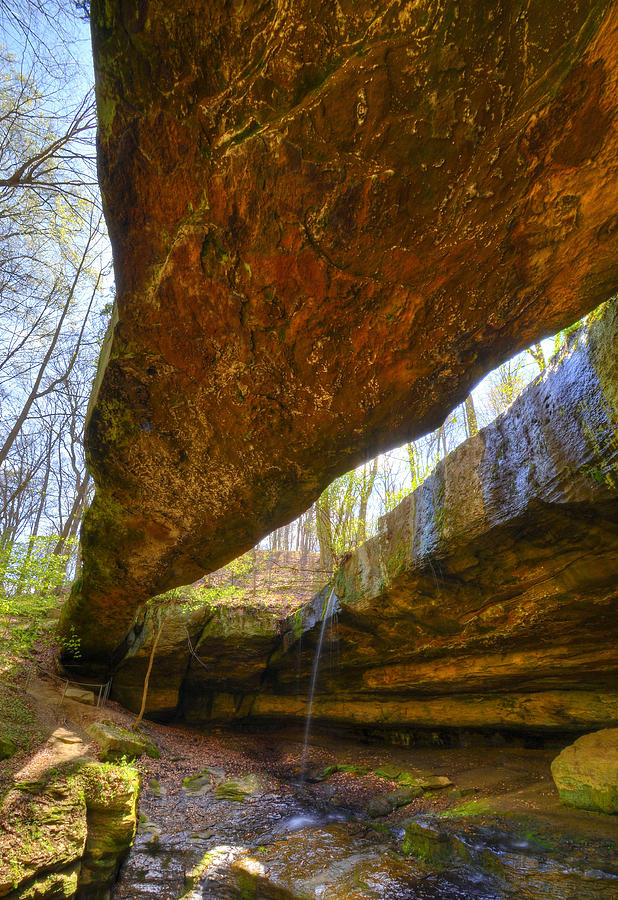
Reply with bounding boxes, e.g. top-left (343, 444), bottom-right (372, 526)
top-left (133, 608), bottom-right (164, 730)
top-left (528, 342), bottom-right (546, 372)
top-left (252, 544), bottom-right (257, 596)
top-left (465, 393), bottom-right (478, 437)
top-left (437, 424), bottom-right (448, 460)
top-left (54, 472), bottom-right (90, 557)
top-left (0, 232), bottom-right (98, 469)
top-left (356, 457), bottom-right (378, 546)
top-left (16, 430), bottom-right (54, 592)
top-left (316, 491), bottom-right (335, 571)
